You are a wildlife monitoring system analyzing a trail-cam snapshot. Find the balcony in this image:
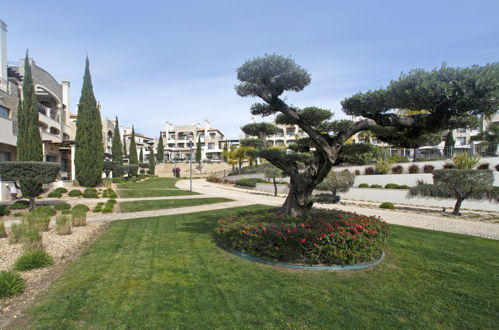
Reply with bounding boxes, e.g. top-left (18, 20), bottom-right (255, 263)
top-left (0, 77), bottom-right (11, 93)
